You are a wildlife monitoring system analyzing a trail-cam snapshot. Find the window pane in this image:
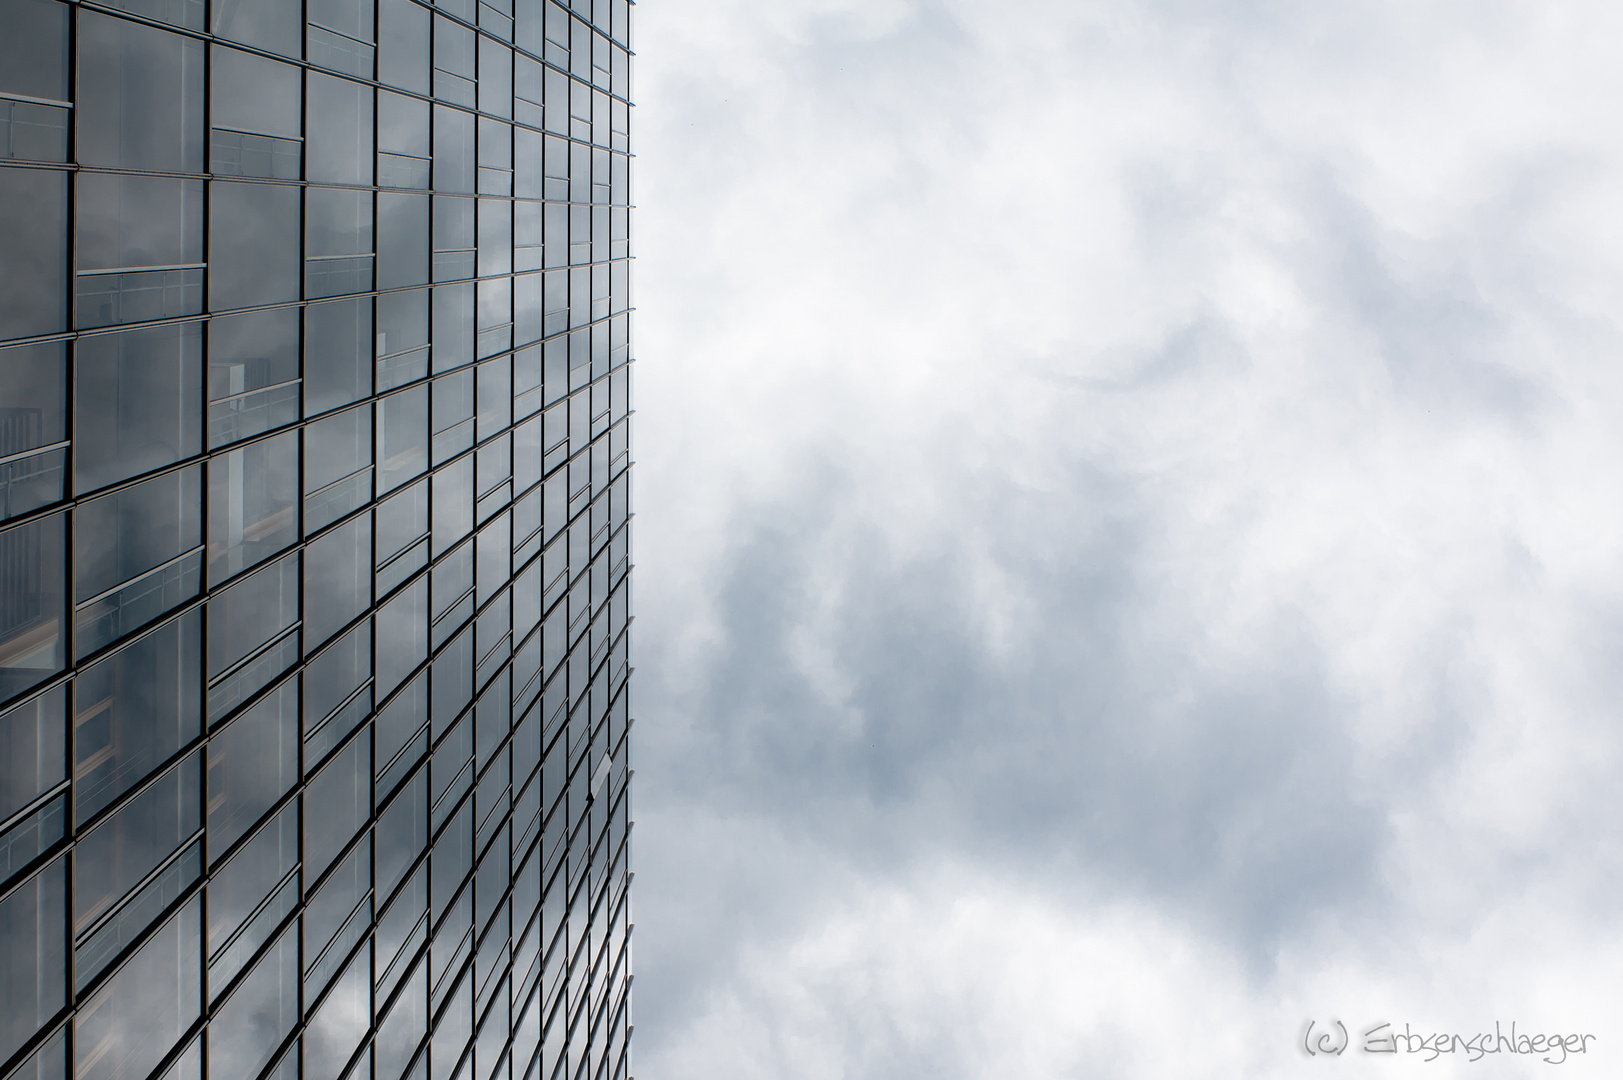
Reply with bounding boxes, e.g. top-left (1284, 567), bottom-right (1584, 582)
top-left (0, 168), bottom-right (66, 341)
top-left (304, 618), bottom-right (369, 730)
top-left (302, 941), bottom-right (369, 1079)
top-left (208, 307), bottom-right (302, 449)
top-left (0, 341), bottom-right (67, 521)
top-left (478, 37), bottom-right (512, 118)
top-left (305, 298), bottom-right (374, 415)
top-left (76, 12), bottom-right (204, 173)
top-left (303, 732), bottom-right (369, 881)
top-left (0, 858), bottom-right (66, 1065)
top-left (205, 676), bottom-right (296, 859)
top-left (209, 921), bottom-right (297, 1079)
top-left (210, 46), bottom-right (302, 179)
top-left (307, 72), bottom-right (374, 186)
top-left (378, 193), bottom-right (430, 289)
top-left (208, 181), bottom-right (300, 311)
top-left (374, 576), bottom-right (426, 700)
top-left (304, 513), bottom-right (371, 647)
top-left (73, 753), bottom-right (199, 933)
top-left (0, 511), bottom-right (65, 704)
top-left (432, 283), bottom-right (473, 374)
top-left (208, 429), bottom-right (299, 586)
top-left (0, 686), bottom-right (64, 823)
top-left (73, 610), bottom-right (202, 821)
top-left (305, 406), bottom-right (374, 500)
top-left (206, 550), bottom-right (299, 681)
top-left (75, 465), bottom-right (201, 604)
top-left (378, 385), bottom-right (429, 494)
top-left (76, 174), bottom-right (204, 329)
top-left (205, 798), bottom-right (296, 955)
top-left (378, 0), bottom-right (429, 94)
top-left (212, 0), bottom-right (300, 58)
top-left (433, 105), bottom-right (474, 193)
top-left (74, 322), bottom-right (202, 494)
top-left (74, 898), bottom-right (201, 1080)
top-left (377, 288), bottom-right (429, 390)
top-left (0, 0), bottom-right (68, 102)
